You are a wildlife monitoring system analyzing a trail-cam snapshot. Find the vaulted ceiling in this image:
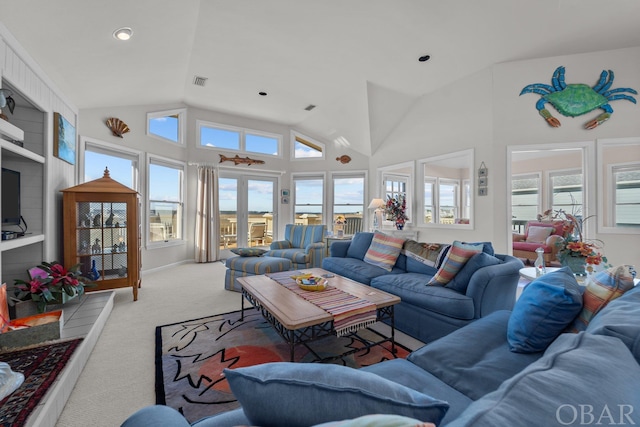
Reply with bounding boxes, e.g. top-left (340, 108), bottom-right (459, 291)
top-left (1, 0), bottom-right (639, 156)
